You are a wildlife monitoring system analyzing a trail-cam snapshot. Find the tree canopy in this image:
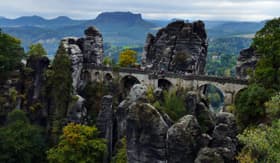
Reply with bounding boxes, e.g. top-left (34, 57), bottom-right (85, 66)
top-left (47, 123), bottom-right (107, 163)
top-left (252, 18), bottom-right (280, 90)
top-left (118, 49), bottom-right (137, 67)
top-left (46, 44), bottom-right (73, 144)
top-left (0, 30), bottom-right (24, 79)
top-left (27, 43), bottom-right (47, 57)
top-left (0, 110), bottom-right (46, 163)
